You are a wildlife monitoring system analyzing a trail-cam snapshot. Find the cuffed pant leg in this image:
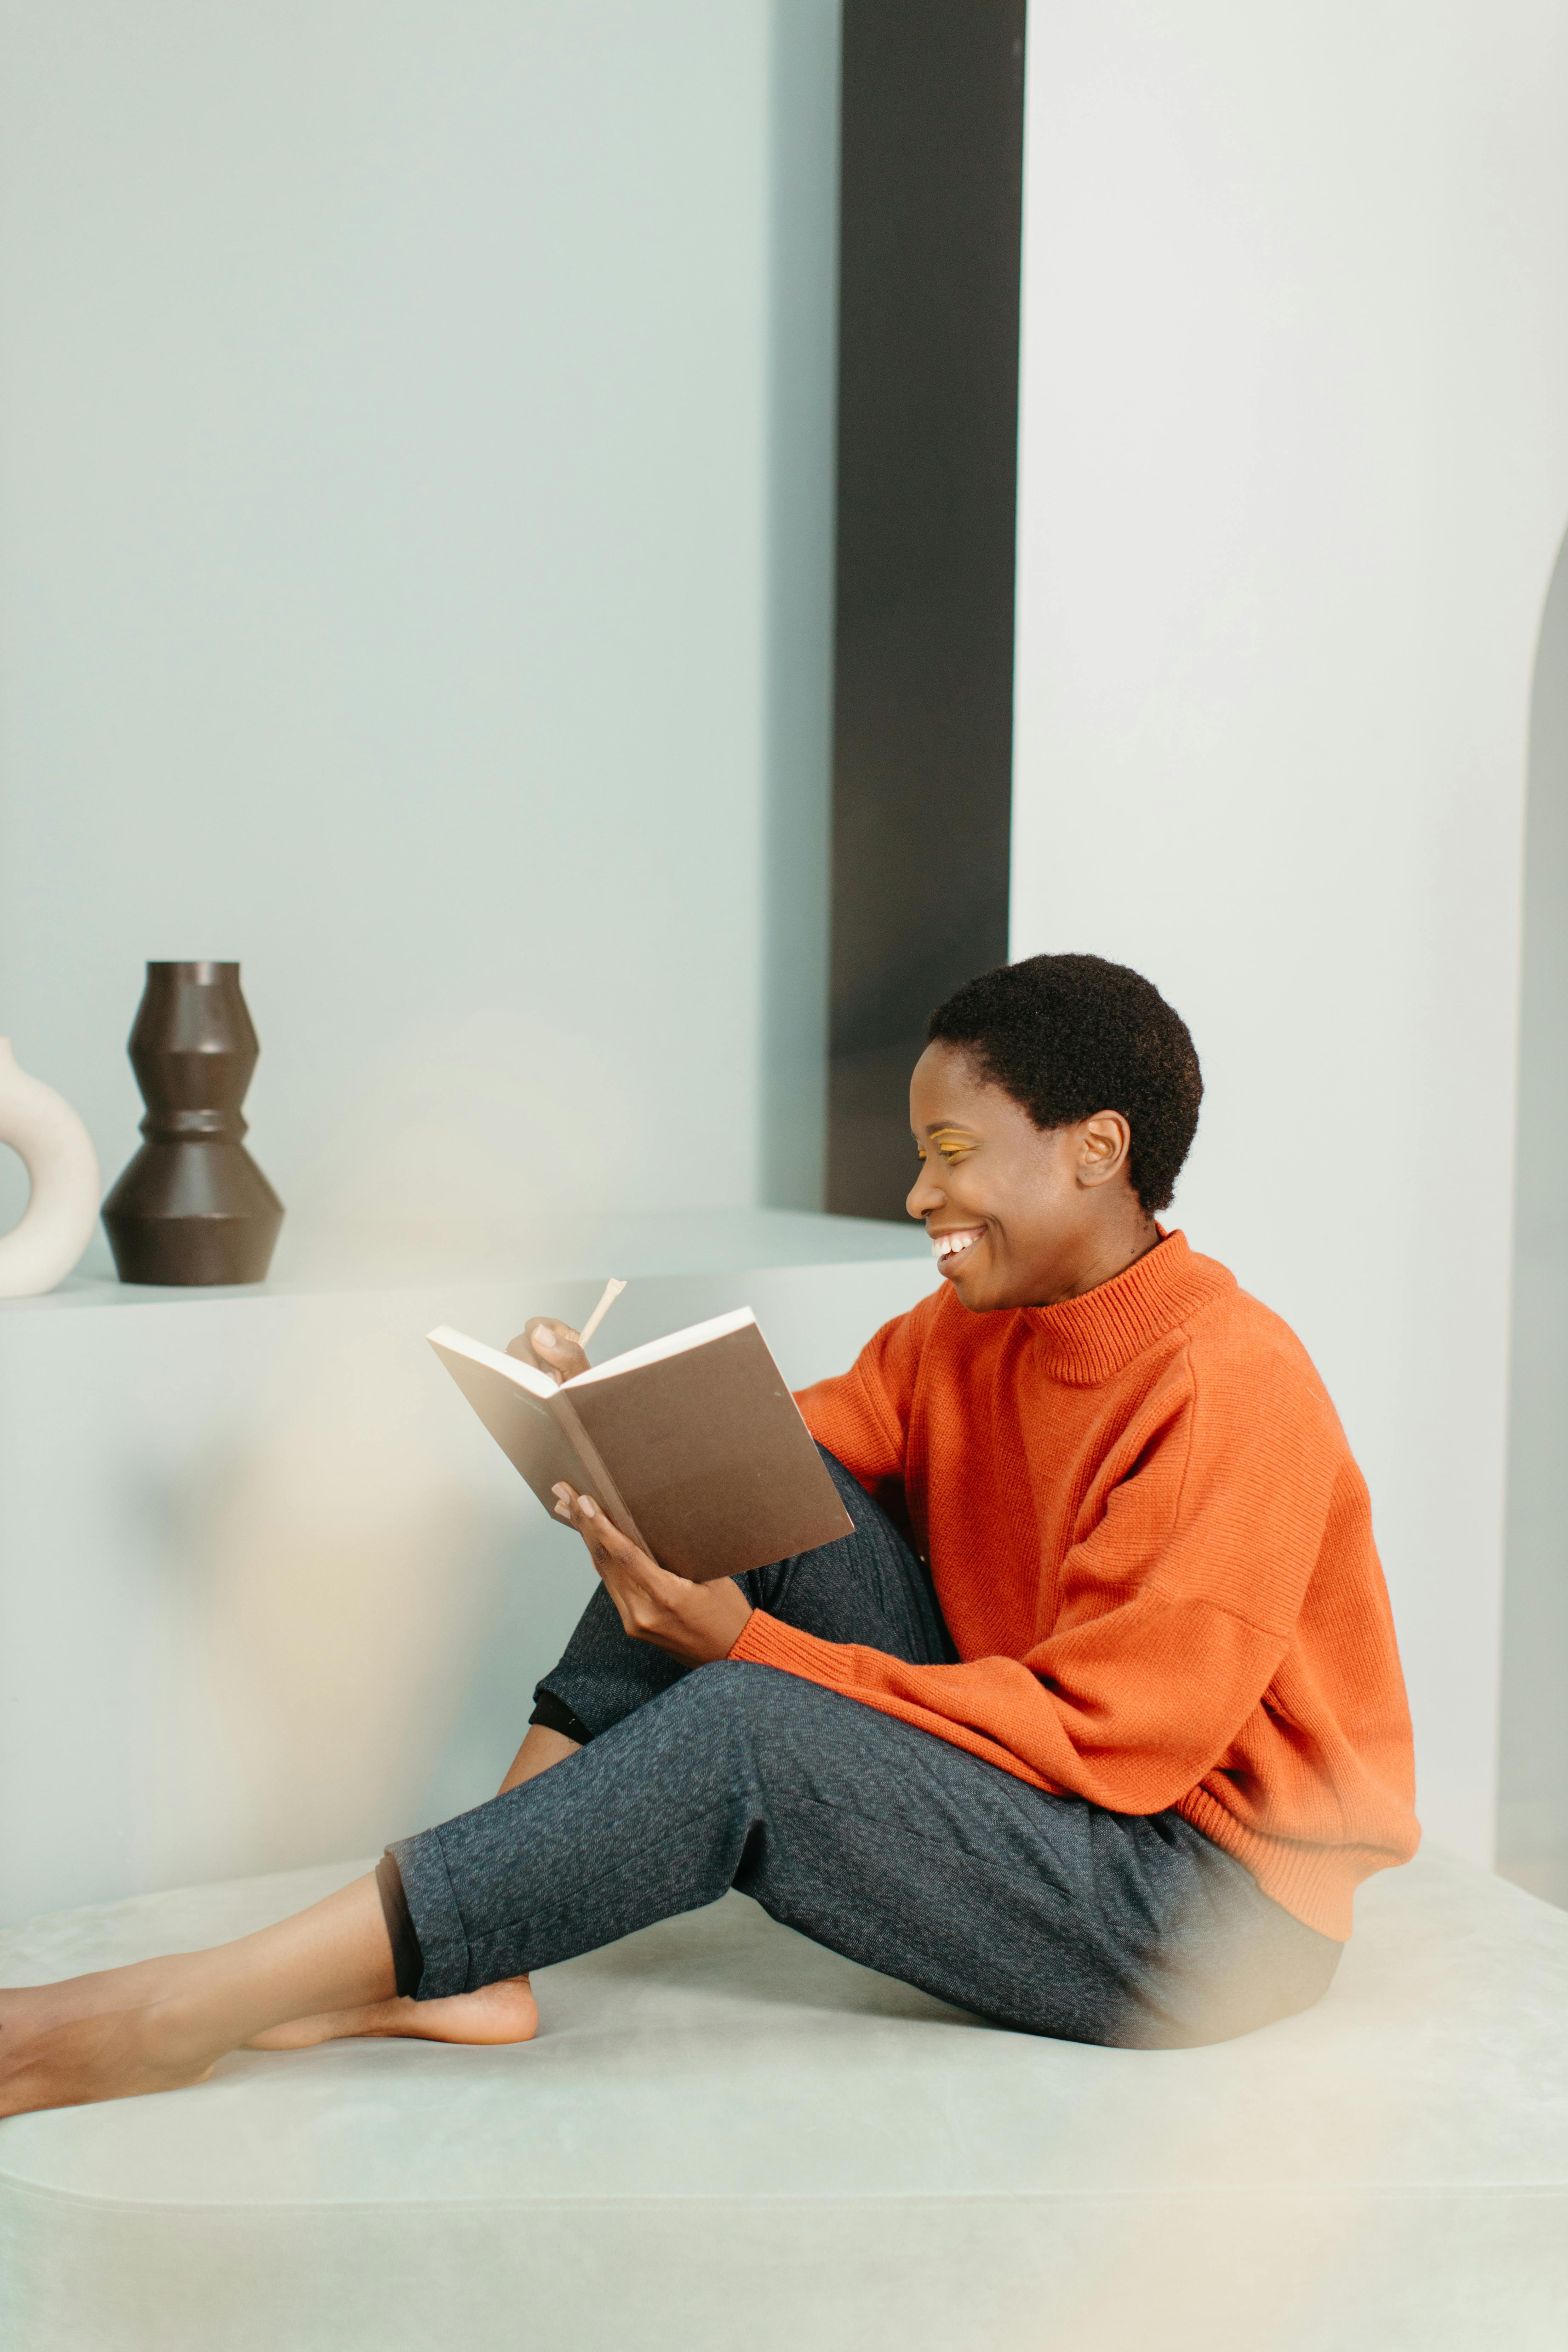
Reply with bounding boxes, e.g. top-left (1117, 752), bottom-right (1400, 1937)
top-left (391, 1661), bottom-right (1337, 2043)
top-left (393, 1662), bottom-right (795, 1997)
